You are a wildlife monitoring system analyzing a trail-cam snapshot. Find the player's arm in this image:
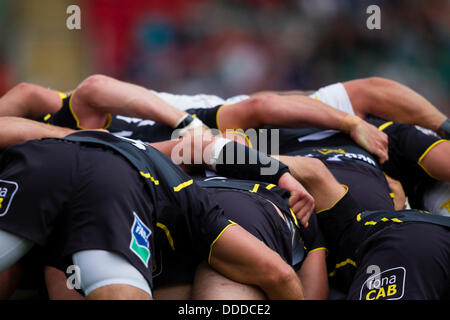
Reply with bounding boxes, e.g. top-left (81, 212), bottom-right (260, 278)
top-left (297, 248), bottom-right (328, 300)
top-left (0, 82), bottom-right (65, 119)
top-left (216, 93), bottom-right (389, 163)
top-left (210, 224), bottom-right (305, 300)
top-left (151, 132), bottom-right (315, 227)
top-left (343, 77), bottom-right (450, 138)
top-left (418, 140), bottom-right (450, 182)
top-left (0, 117), bottom-right (76, 148)
top-left (68, 74), bottom-right (204, 132)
